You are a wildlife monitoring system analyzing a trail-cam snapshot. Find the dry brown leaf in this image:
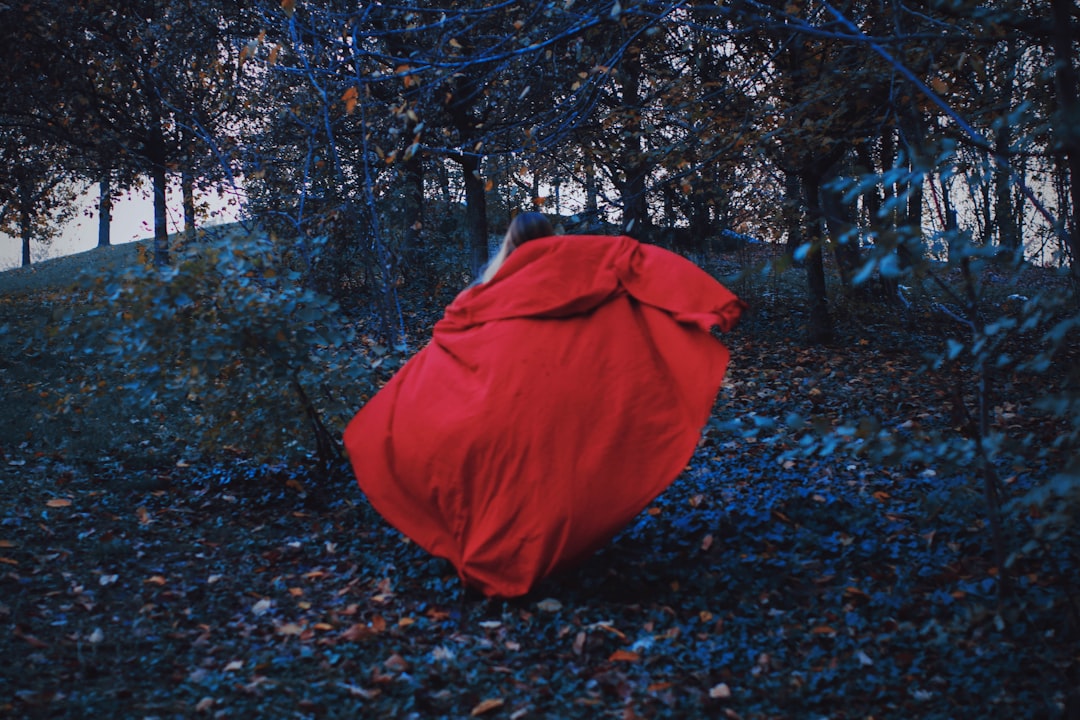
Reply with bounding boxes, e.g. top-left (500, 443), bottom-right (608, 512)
top-left (536, 598), bottom-right (562, 613)
top-left (470, 698), bottom-right (504, 716)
